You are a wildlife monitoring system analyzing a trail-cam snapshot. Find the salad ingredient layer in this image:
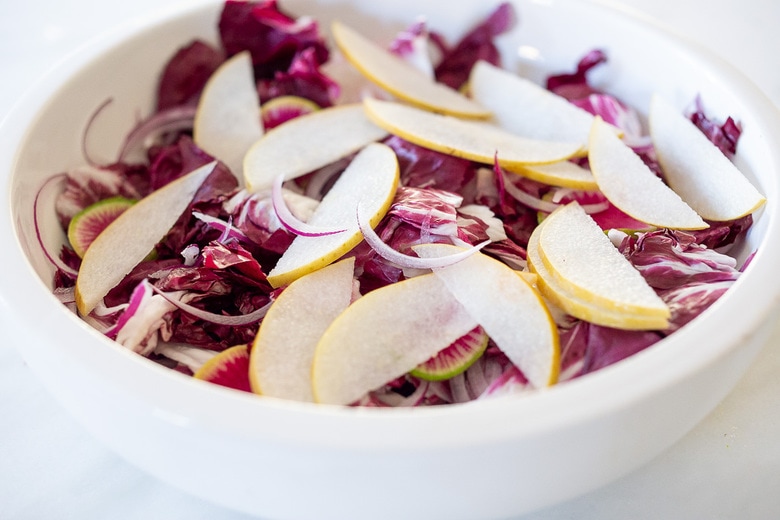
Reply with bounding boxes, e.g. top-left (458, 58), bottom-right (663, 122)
top-left (45, 0), bottom-right (764, 406)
